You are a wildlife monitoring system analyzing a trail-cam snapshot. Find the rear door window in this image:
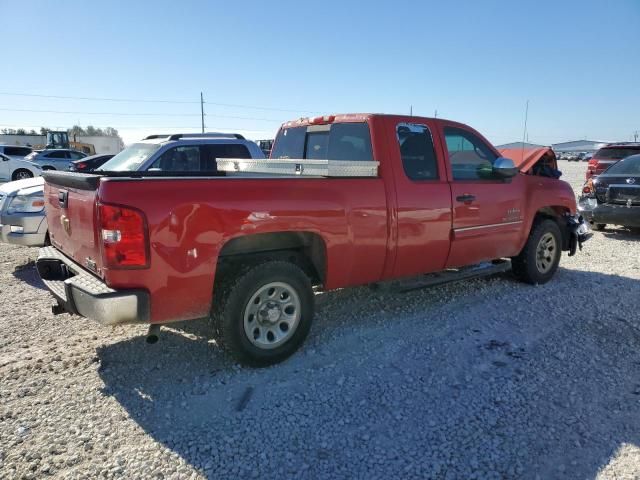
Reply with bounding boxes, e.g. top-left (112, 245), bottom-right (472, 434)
top-left (46, 151), bottom-right (69, 159)
top-left (272, 122), bottom-right (373, 161)
top-left (149, 146), bottom-right (202, 172)
top-left (396, 123), bottom-right (439, 180)
top-left (4, 147), bottom-right (31, 157)
top-left (202, 144), bottom-right (251, 170)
